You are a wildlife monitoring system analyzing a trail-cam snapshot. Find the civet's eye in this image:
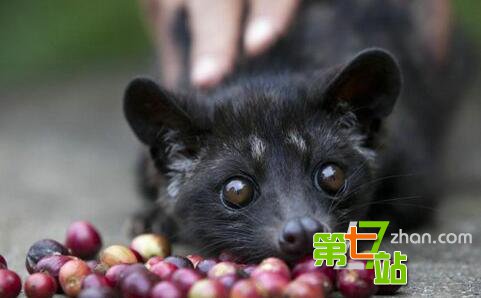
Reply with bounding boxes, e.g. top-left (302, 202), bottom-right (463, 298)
top-left (221, 176), bottom-right (255, 208)
top-left (314, 163), bottom-right (345, 195)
